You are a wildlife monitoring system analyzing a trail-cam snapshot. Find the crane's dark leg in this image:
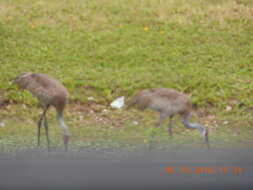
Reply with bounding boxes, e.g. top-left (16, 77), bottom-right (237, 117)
top-left (154, 113), bottom-right (167, 129)
top-left (168, 116), bottom-right (173, 137)
top-left (149, 114), bottom-right (166, 151)
top-left (43, 114), bottom-right (50, 152)
top-left (152, 113), bottom-right (166, 138)
top-left (37, 105), bottom-right (49, 147)
top-left (37, 119), bottom-right (42, 146)
top-left (37, 112), bottom-right (45, 147)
